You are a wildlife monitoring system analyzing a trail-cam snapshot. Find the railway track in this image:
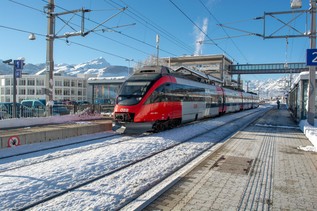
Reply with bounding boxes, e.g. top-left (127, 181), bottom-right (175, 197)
top-left (7, 107), bottom-right (271, 210)
top-left (0, 133), bottom-right (119, 160)
top-left (0, 134), bottom-right (130, 173)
